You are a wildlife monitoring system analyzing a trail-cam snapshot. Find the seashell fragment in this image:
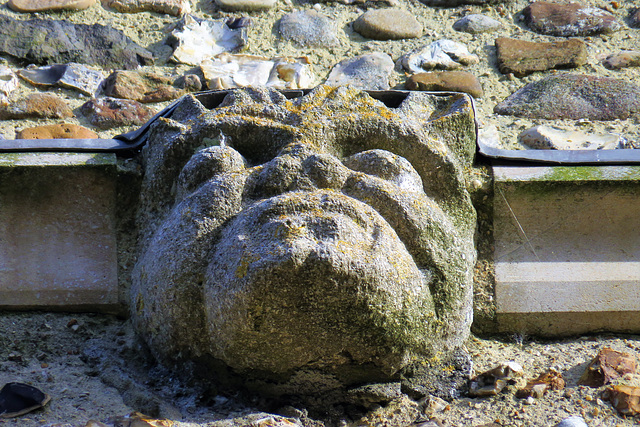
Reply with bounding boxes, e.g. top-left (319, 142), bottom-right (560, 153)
top-left (469, 361), bottom-right (523, 397)
top-left (200, 53), bottom-right (314, 90)
top-left (0, 66), bottom-right (18, 103)
top-left (168, 15), bottom-right (248, 66)
top-left (519, 125), bottom-right (629, 150)
top-left (400, 39), bottom-right (479, 73)
top-left (516, 369), bottom-right (565, 399)
top-left (18, 63), bottom-right (105, 96)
